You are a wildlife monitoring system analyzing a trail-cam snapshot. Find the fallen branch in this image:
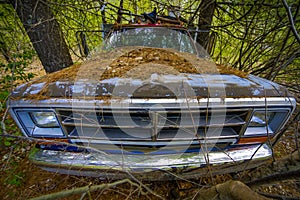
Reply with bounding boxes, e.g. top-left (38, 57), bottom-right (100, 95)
top-left (248, 167), bottom-right (300, 189)
top-left (194, 180), bottom-right (270, 200)
top-left (258, 192), bottom-right (300, 200)
top-left (30, 179), bottom-right (144, 200)
top-left (1, 107), bottom-right (9, 135)
top-left (247, 151), bottom-right (300, 188)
